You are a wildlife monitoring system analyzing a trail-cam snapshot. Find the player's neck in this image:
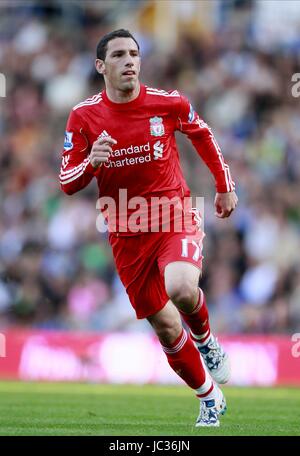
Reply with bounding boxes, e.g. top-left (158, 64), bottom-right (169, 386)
top-left (105, 82), bottom-right (141, 104)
